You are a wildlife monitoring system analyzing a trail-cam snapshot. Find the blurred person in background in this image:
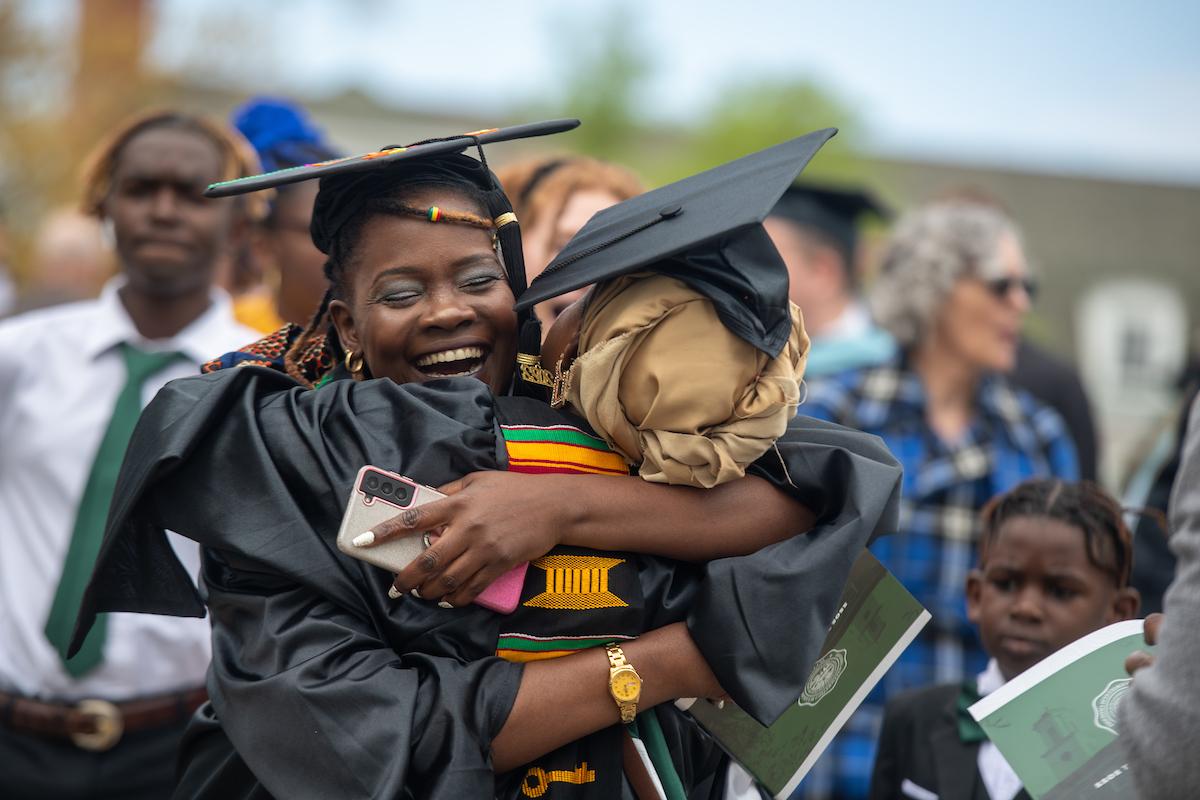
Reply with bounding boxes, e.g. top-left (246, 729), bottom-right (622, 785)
top-left (497, 155), bottom-right (643, 332)
top-left (765, 185), bottom-right (895, 377)
top-left (14, 208), bottom-right (113, 313)
top-left (1011, 339), bottom-right (1099, 482)
top-left (939, 187), bottom-right (1099, 481)
top-left (232, 96), bottom-right (342, 329)
top-left (0, 207), bottom-right (14, 317)
top-left (797, 198), bottom-right (1079, 800)
top-left (0, 109), bottom-right (260, 799)
top-left (1123, 342), bottom-right (1200, 614)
